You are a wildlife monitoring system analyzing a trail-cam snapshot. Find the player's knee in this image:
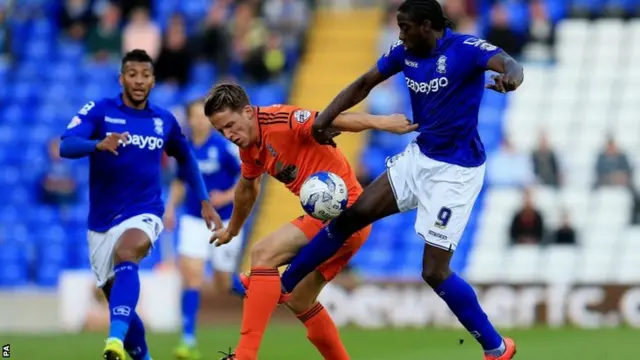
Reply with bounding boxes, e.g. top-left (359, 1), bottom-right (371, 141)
top-left (114, 228), bottom-right (151, 264)
top-left (421, 266), bottom-right (451, 288)
top-left (250, 240), bottom-right (278, 267)
top-left (286, 295), bottom-right (316, 315)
